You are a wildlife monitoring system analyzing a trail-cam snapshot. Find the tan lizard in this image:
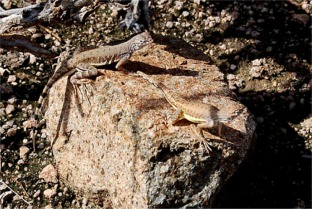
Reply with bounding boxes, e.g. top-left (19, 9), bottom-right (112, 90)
top-left (29, 31), bottom-right (153, 151)
top-left (136, 71), bottom-right (237, 153)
